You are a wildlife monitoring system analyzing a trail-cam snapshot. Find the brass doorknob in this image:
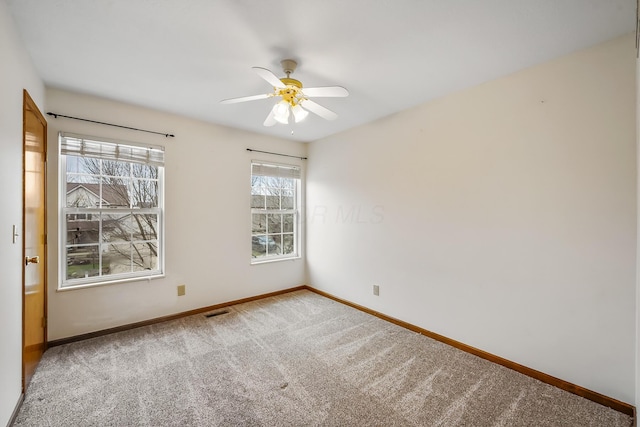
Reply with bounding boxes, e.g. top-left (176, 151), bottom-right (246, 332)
top-left (25, 256), bottom-right (39, 265)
